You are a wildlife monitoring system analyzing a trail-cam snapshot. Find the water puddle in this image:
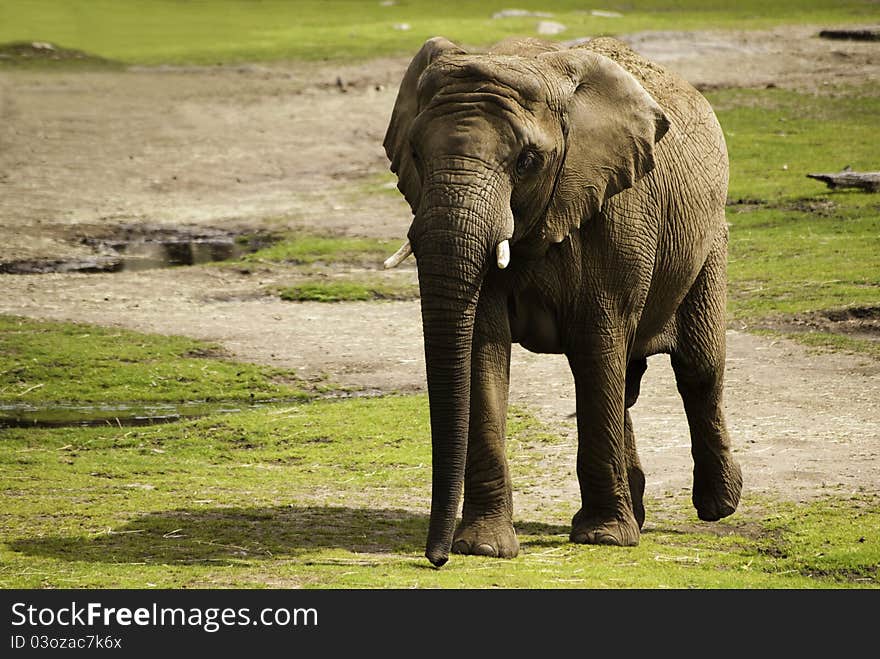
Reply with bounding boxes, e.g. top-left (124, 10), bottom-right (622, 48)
top-left (0, 225), bottom-right (277, 275)
top-left (0, 390), bottom-right (383, 429)
top-left (0, 399), bottom-right (290, 429)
